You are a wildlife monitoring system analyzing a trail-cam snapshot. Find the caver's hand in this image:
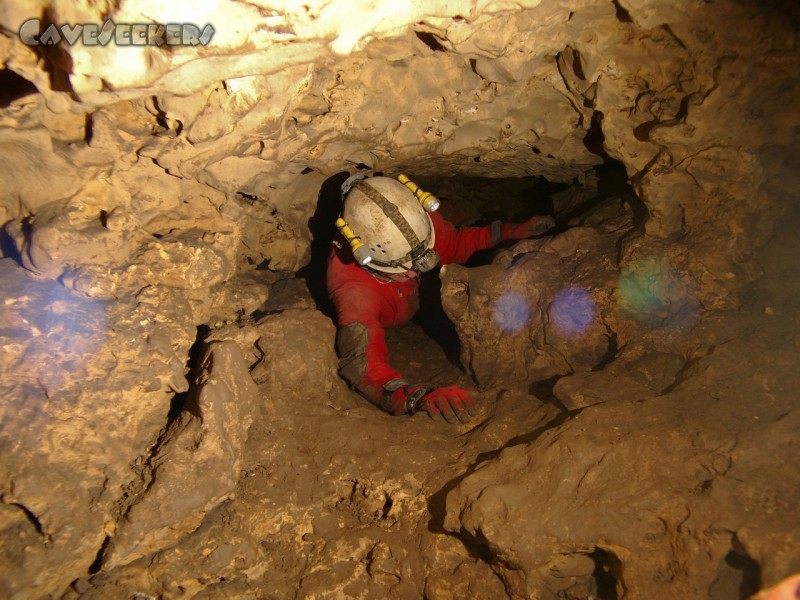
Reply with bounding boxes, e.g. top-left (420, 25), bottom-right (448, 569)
top-left (382, 383), bottom-right (432, 416)
top-left (502, 215), bottom-right (555, 240)
top-left (417, 386), bottom-right (478, 424)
